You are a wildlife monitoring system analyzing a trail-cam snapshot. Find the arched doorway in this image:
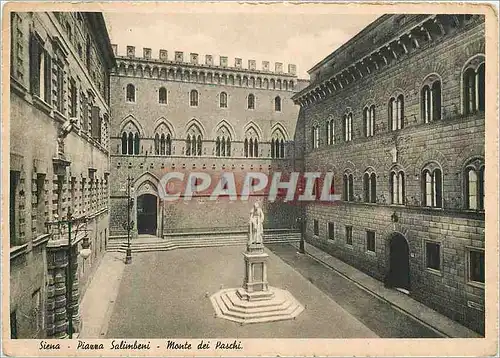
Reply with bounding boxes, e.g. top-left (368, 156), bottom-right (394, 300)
top-left (137, 194), bottom-right (157, 235)
top-left (385, 233), bottom-right (411, 291)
